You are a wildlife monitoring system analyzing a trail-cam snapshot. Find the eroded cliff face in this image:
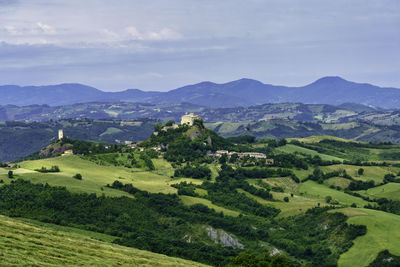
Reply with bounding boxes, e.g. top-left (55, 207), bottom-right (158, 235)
top-left (205, 226), bottom-right (244, 249)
